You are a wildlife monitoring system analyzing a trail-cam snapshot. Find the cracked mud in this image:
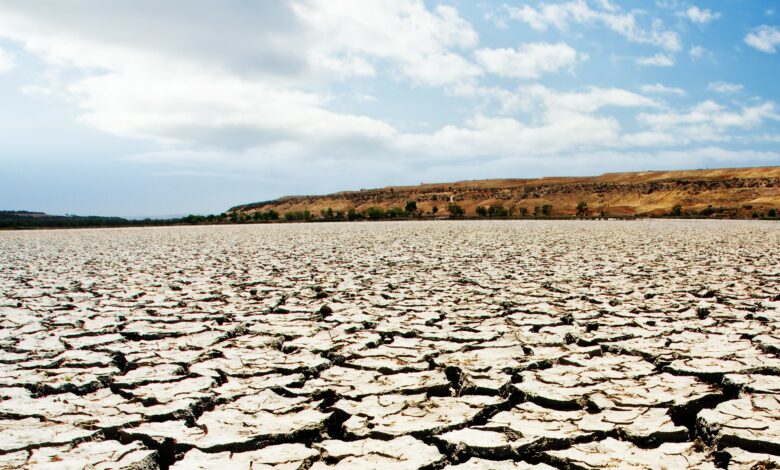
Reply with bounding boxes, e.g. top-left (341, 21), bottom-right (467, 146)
top-left (0, 220), bottom-right (778, 469)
